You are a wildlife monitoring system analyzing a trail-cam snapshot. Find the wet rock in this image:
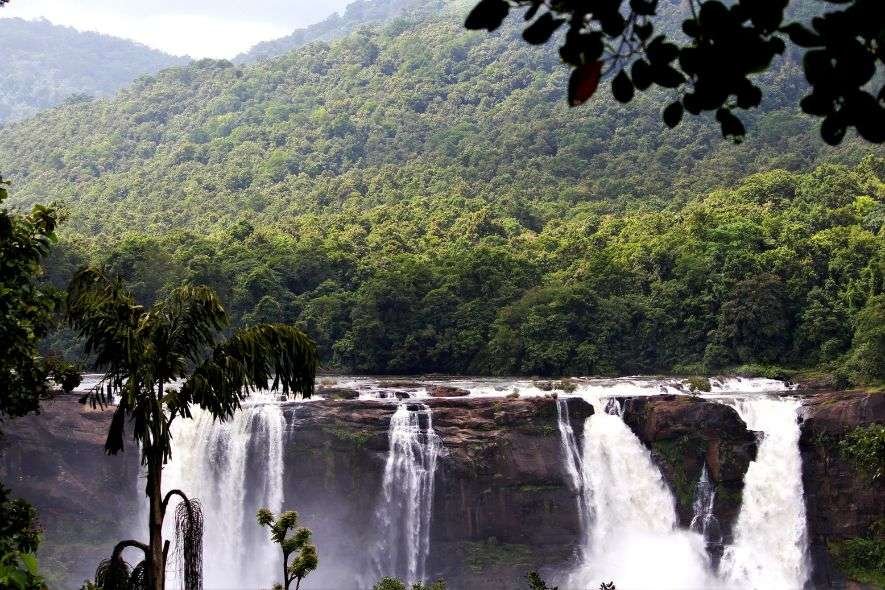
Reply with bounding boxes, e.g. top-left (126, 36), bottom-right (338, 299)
top-left (317, 386), bottom-right (360, 400)
top-left (427, 385), bottom-right (470, 397)
top-left (377, 380), bottom-right (423, 389)
top-left (799, 390), bottom-right (885, 589)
